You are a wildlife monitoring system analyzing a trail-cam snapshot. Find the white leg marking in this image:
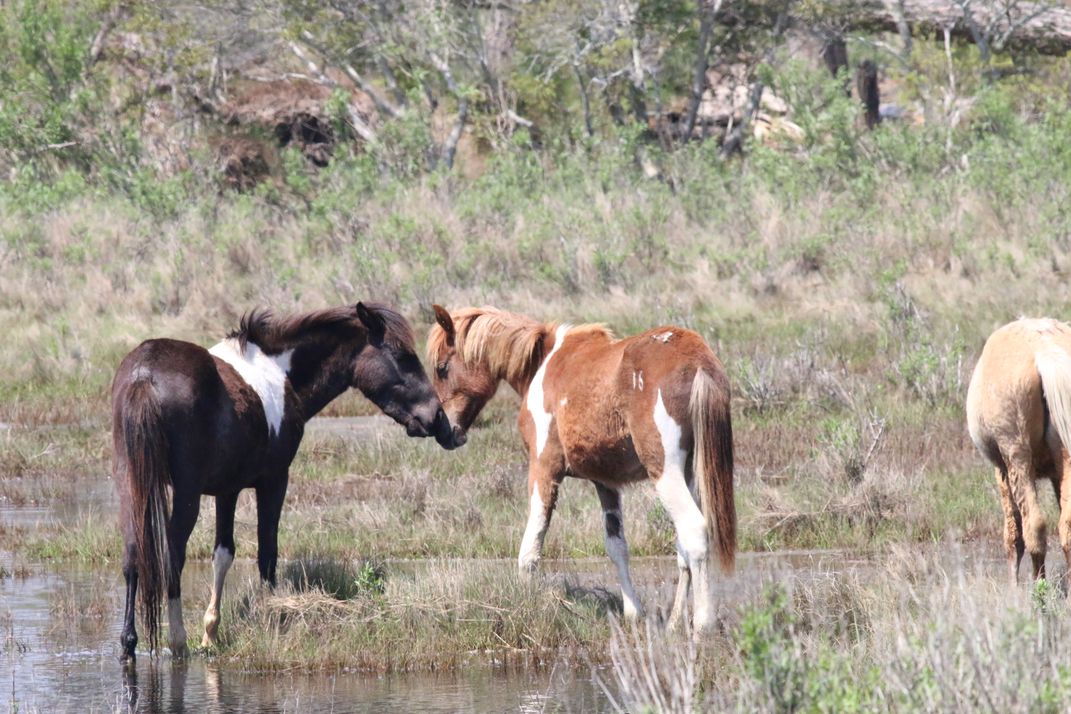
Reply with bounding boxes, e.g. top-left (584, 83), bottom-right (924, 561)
top-left (518, 483), bottom-right (547, 574)
top-left (604, 512), bottom-right (645, 619)
top-left (202, 545), bottom-right (235, 646)
top-left (168, 597), bottom-right (188, 651)
top-left (209, 338), bottom-right (293, 437)
top-left (526, 325), bottom-right (570, 457)
top-left (653, 389), bottom-right (713, 631)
